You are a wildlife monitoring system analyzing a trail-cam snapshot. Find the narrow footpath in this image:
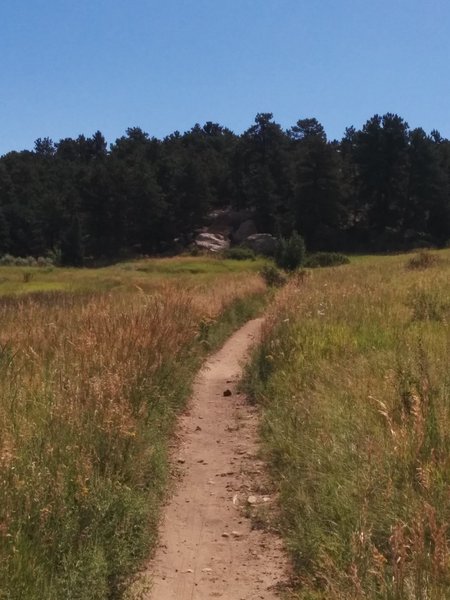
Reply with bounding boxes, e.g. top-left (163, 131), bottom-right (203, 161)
top-left (145, 318), bottom-right (288, 600)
